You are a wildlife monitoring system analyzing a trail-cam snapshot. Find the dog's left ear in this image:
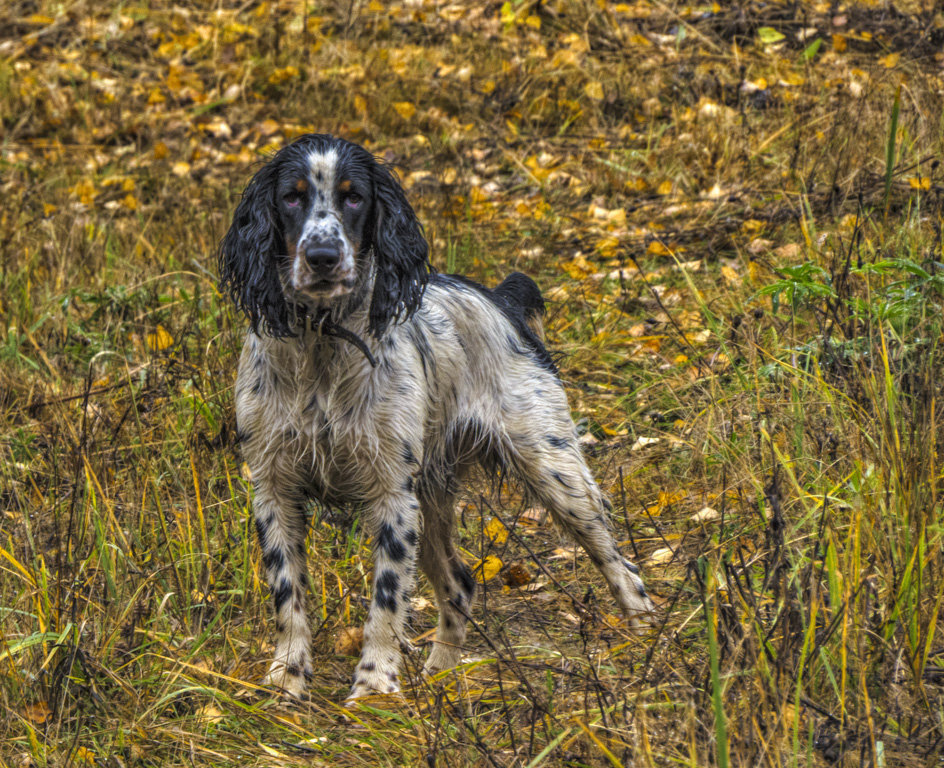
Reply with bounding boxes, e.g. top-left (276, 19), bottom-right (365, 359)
top-left (367, 161), bottom-right (431, 337)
